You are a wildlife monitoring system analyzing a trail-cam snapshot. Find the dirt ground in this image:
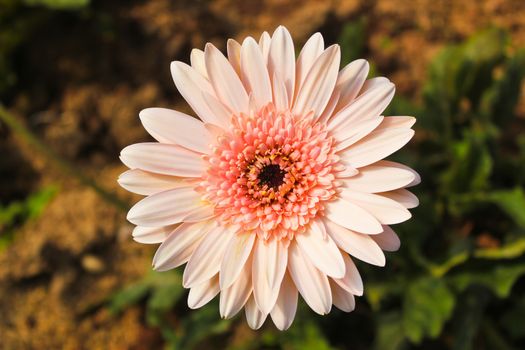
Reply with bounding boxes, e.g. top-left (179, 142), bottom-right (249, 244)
top-left (1, 0), bottom-right (525, 348)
